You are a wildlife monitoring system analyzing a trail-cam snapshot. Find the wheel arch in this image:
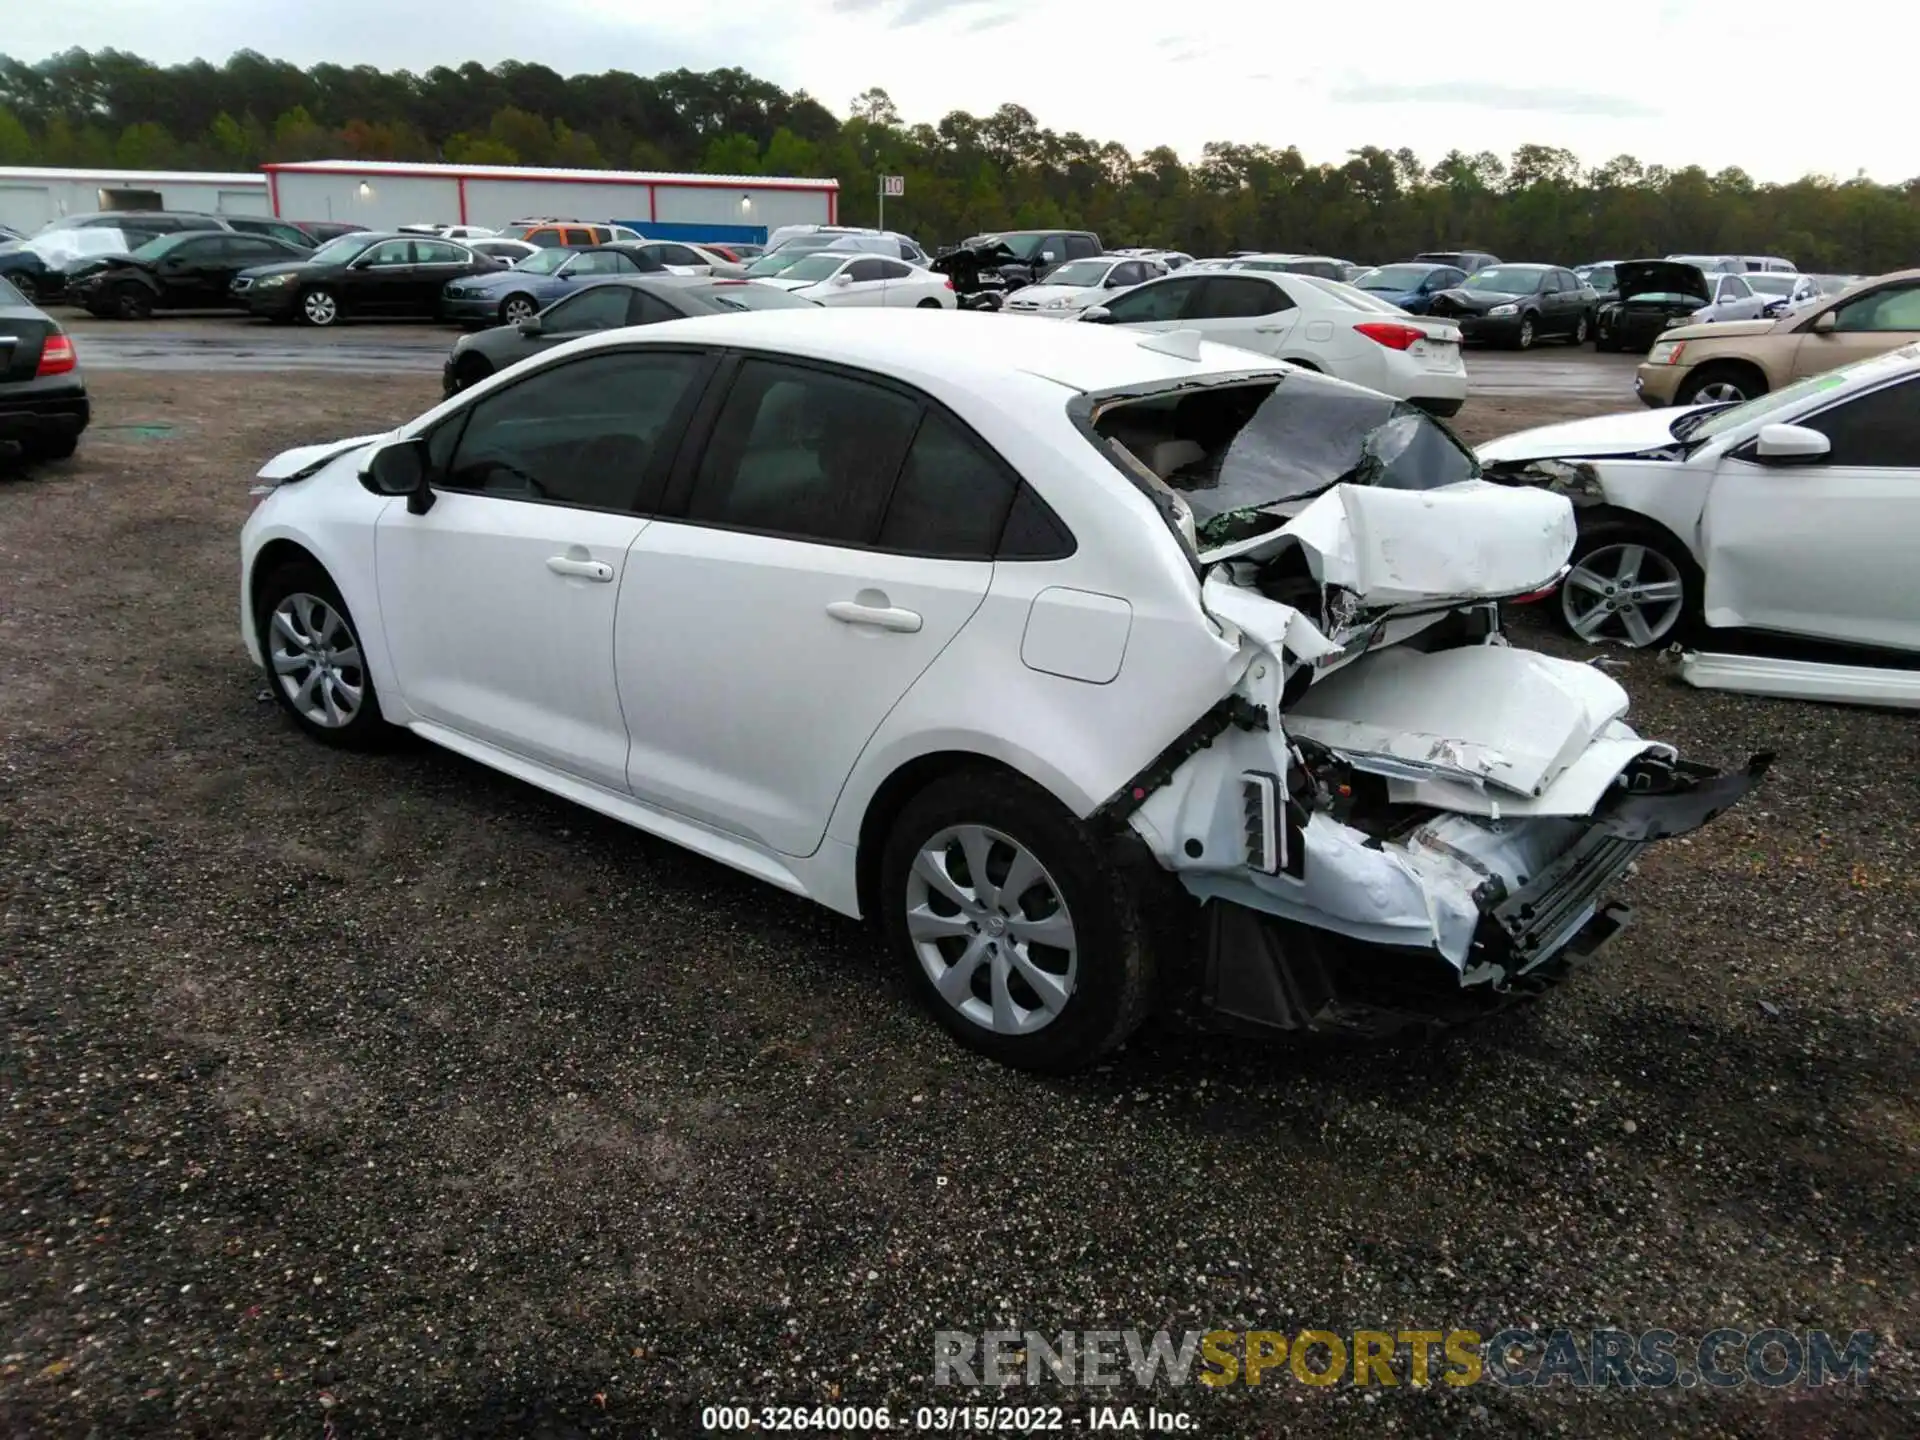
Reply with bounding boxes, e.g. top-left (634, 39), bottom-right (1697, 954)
top-left (851, 749), bottom-right (1089, 923)
top-left (1572, 503), bottom-right (1705, 582)
top-left (1680, 354), bottom-right (1769, 399)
